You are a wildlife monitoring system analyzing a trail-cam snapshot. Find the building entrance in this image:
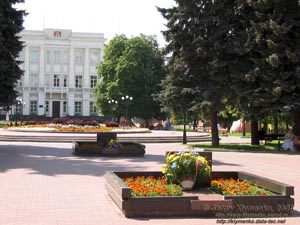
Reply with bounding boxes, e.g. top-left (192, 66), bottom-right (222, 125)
top-left (52, 101), bottom-right (60, 118)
